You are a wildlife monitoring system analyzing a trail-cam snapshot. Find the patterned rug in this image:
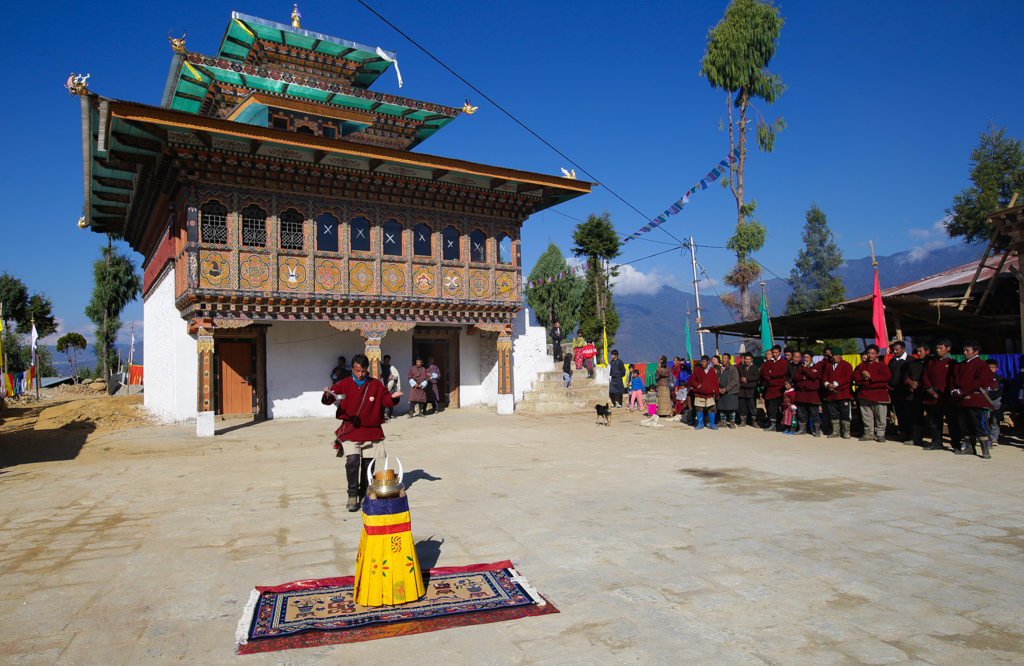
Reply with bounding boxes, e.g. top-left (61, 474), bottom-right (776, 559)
top-left (236, 561), bottom-right (557, 654)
